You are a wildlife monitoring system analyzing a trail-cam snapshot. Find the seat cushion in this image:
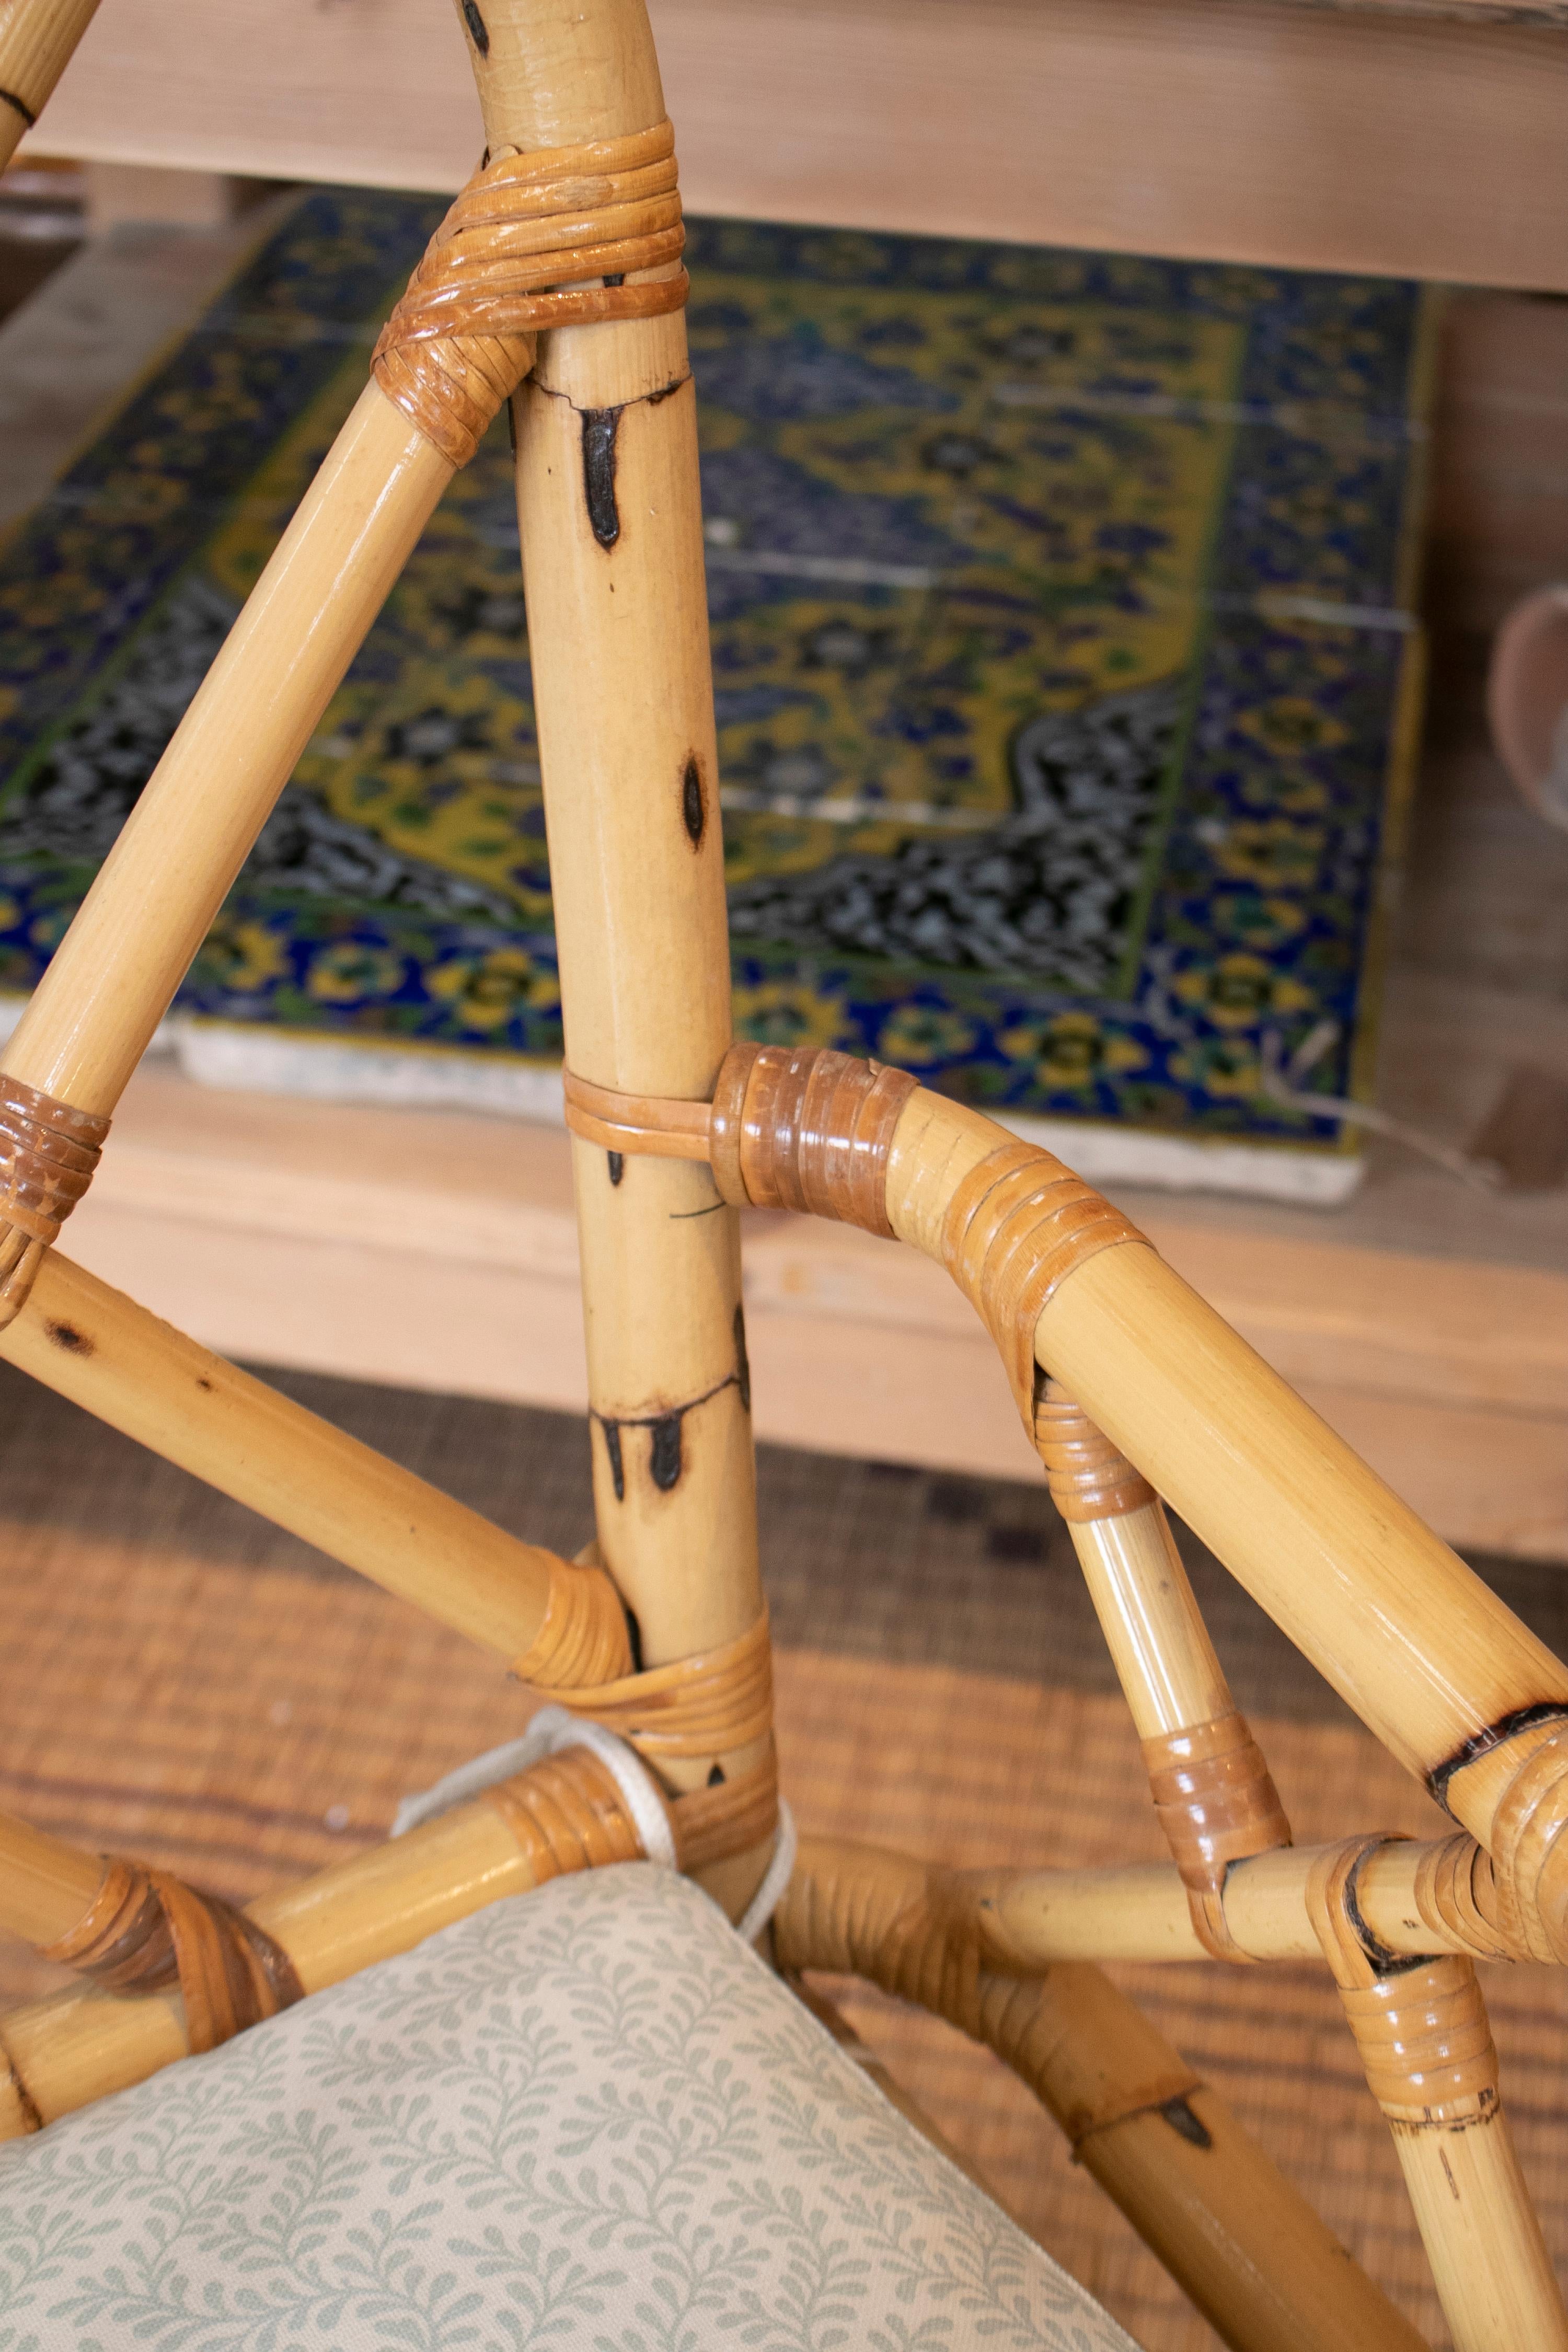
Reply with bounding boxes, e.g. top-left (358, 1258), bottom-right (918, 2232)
top-left (0, 1864), bottom-right (1138, 2349)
